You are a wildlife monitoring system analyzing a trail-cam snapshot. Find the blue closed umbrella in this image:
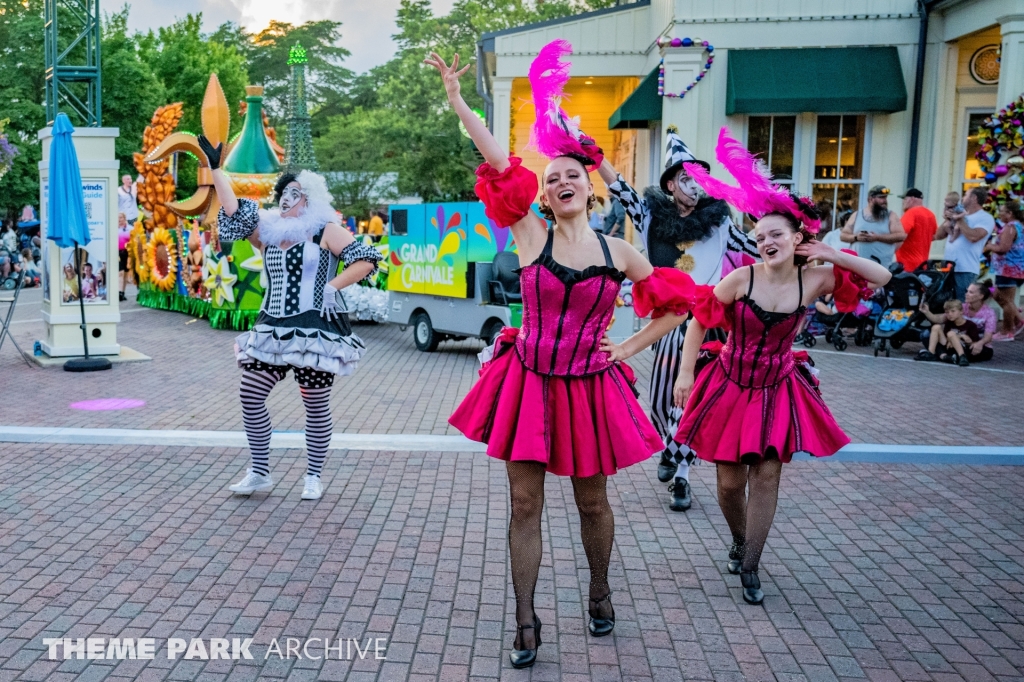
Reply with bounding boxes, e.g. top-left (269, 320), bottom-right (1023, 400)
top-left (47, 112), bottom-right (110, 371)
top-left (48, 113), bottom-right (91, 249)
